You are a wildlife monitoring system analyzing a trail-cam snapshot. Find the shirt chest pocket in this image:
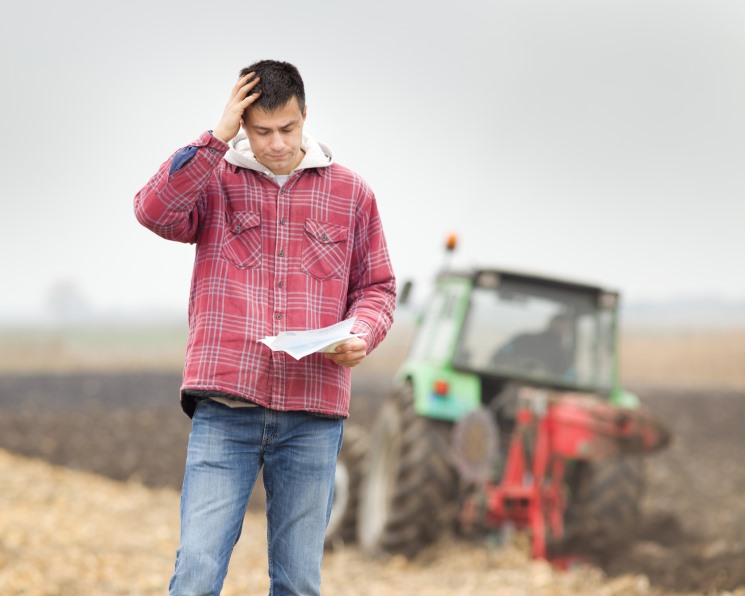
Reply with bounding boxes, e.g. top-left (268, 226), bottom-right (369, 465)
top-left (221, 211), bottom-right (261, 269)
top-left (301, 218), bottom-right (348, 280)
